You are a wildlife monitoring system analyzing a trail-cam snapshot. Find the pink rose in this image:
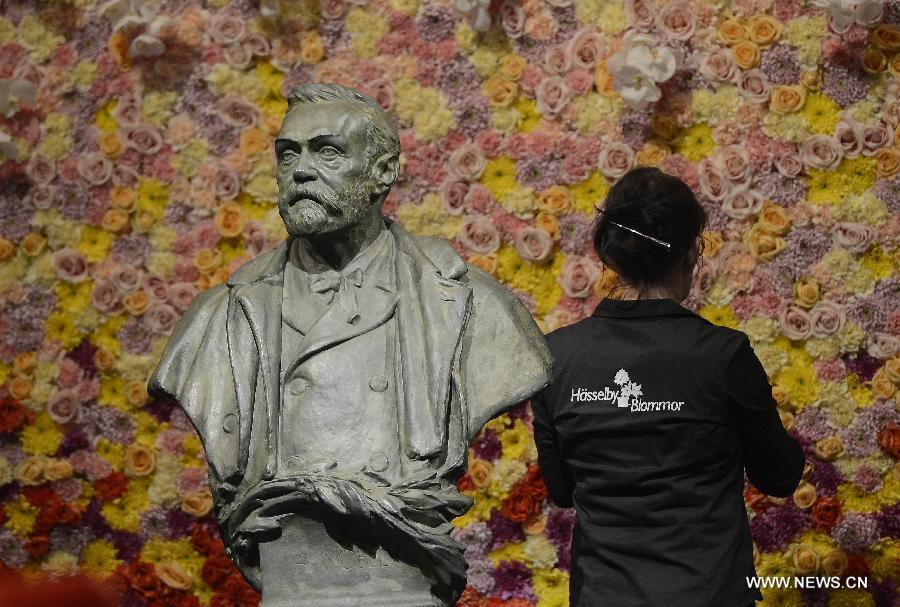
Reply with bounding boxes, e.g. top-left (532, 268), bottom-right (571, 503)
top-left (810, 300), bottom-right (845, 337)
top-left (145, 303), bottom-right (179, 334)
top-left (722, 187), bottom-right (764, 219)
top-left (544, 45), bottom-right (572, 75)
top-left (112, 165), bottom-right (140, 188)
top-left (208, 13), bottom-right (246, 45)
top-left (56, 358), bottom-right (84, 390)
top-left (565, 69), bottom-right (594, 96)
top-left (121, 124), bottom-right (164, 155)
top-left (657, 1), bottom-right (695, 41)
top-left (625, 0), bottom-right (657, 31)
top-left (862, 122), bottom-right (893, 157)
top-left (29, 185), bottom-right (56, 210)
top-left (438, 178), bottom-right (469, 215)
top-left (92, 280), bottom-right (122, 314)
top-left (319, 0), bottom-right (348, 19)
top-left (779, 303), bottom-right (812, 340)
top-left (499, 0), bottom-right (526, 39)
top-left (110, 264), bottom-right (144, 293)
top-left (774, 144), bottom-right (803, 177)
top-left (54, 248), bottom-right (88, 283)
top-left (464, 184), bottom-right (494, 214)
top-left (559, 255), bottom-right (599, 298)
top-left (867, 332), bottom-right (899, 359)
top-left (719, 144), bottom-right (751, 184)
top-left (567, 29), bottom-right (605, 70)
top-left (515, 227), bottom-right (553, 263)
top-left (699, 158), bottom-right (729, 201)
top-left (737, 69), bottom-right (771, 104)
top-left (536, 76), bottom-right (573, 116)
top-left (47, 389), bottom-right (82, 424)
top-left (369, 79), bottom-right (394, 112)
top-left (800, 135), bottom-right (842, 170)
top-left (77, 152), bottom-right (113, 185)
top-left (141, 274), bottom-right (169, 302)
top-left (832, 222), bottom-right (875, 253)
top-left (157, 428), bottom-right (187, 454)
top-left (448, 142), bottom-right (486, 180)
top-left (113, 90), bottom-right (141, 126)
top-left (26, 155), bottom-right (55, 185)
top-left (76, 378), bottom-right (101, 402)
top-left (217, 95), bottom-right (260, 128)
top-left (699, 48), bottom-right (737, 83)
top-left (598, 142), bottom-right (635, 180)
top-left (223, 43), bottom-right (252, 69)
top-left (835, 118), bottom-right (864, 158)
top-left (242, 32), bottom-right (270, 57)
top-left (458, 215), bottom-right (501, 254)
top-left (214, 164), bottom-right (241, 200)
top-left (691, 257), bottom-right (717, 295)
